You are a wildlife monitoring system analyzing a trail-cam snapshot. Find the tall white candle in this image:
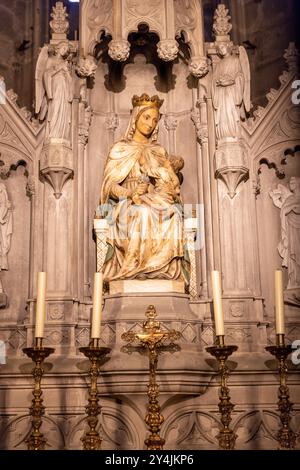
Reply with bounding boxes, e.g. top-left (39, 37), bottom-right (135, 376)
top-left (91, 272), bottom-right (103, 339)
top-left (211, 271), bottom-right (225, 336)
top-left (275, 270), bottom-right (285, 334)
top-left (35, 272), bottom-right (47, 338)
